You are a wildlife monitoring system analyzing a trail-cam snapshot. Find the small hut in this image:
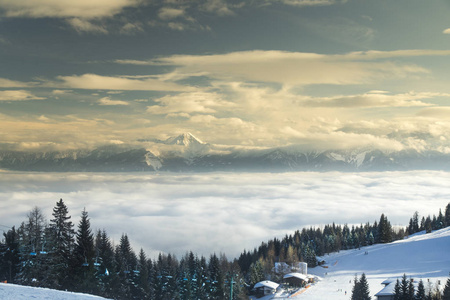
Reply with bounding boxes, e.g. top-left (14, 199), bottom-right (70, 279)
top-left (283, 273), bottom-right (308, 288)
top-left (253, 281), bottom-right (279, 297)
